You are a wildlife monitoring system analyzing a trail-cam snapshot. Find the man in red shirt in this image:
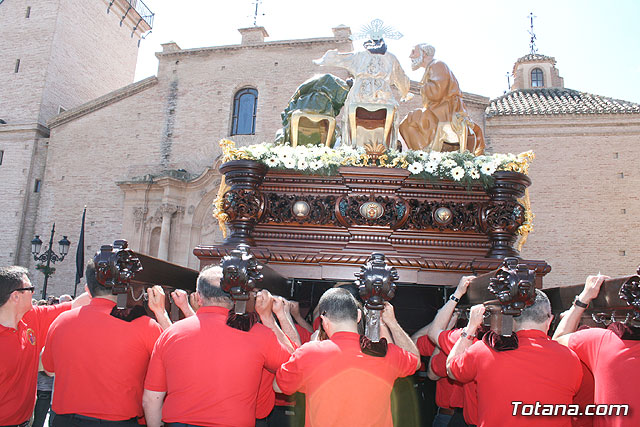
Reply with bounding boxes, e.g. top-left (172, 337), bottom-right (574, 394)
top-left (256, 296), bottom-right (307, 427)
top-left (412, 276), bottom-right (473, 427)
top-left (0, 266), bottom-right (89, 427)
top-left (41, 260), bottom-right (165, 426)
top-left (447, 290), bottom-right (583, 427)
top-left (275, 288), bottom-right (420, 427)
top-left (554, 274), bottom-right (639, 427)
top-left (142, 265), bottom-right (292, 427)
